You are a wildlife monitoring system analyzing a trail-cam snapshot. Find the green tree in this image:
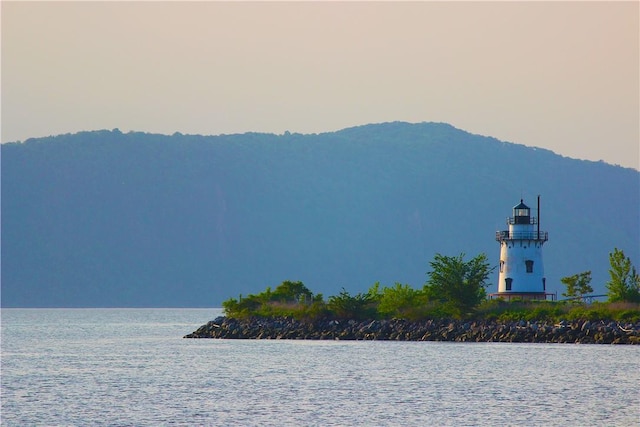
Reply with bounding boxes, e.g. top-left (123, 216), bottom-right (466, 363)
top-left (424, 253), bottom-right (494, 318)
top-left (366, 282), bottom-right (382, 302)
top-left (327, 288), bottom-right (376, 320)
top-left (222, 293), bottom-right (265, 318)
top-left (222, 280), bottom-right (316, 318)
top-left (271, 280), bottom-right (313, 303)
top-left (606, 248), bottom-right (640, 303)
top-left (377, 283), bottom-right (428, 320)
top-left (561, 271), bottom-right (594, 300)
